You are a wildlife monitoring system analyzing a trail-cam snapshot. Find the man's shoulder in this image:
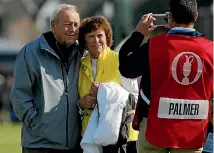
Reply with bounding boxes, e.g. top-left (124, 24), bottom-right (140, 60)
top-left (148, 34), bottom-right (167, 44)
top-left (26, 38), bottom-right (40, 48)
top-left (20, 36), bottom-right (42, 55)
top-left (150, 34), bottom-right (167, 39)
top-left (201, 37), bottom-right (213, 44)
